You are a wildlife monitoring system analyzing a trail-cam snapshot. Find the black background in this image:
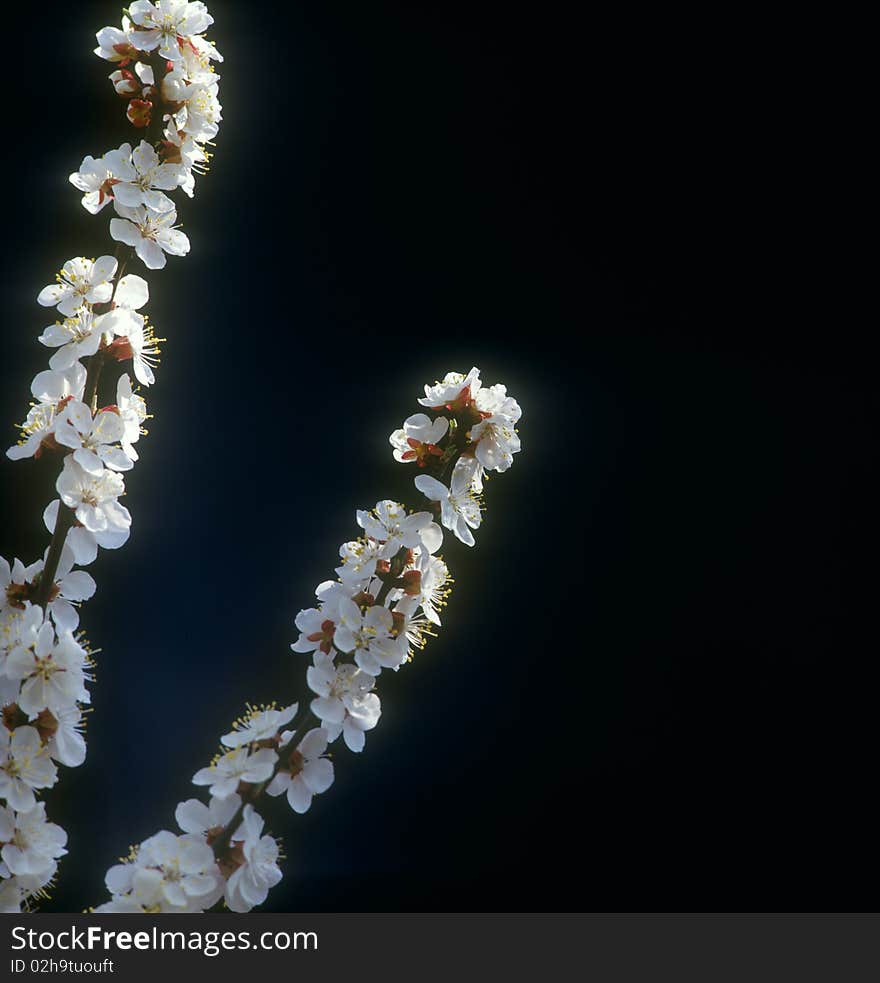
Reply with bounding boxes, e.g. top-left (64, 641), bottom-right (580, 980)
top-left (1, 2), bottom-right (874, 911)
